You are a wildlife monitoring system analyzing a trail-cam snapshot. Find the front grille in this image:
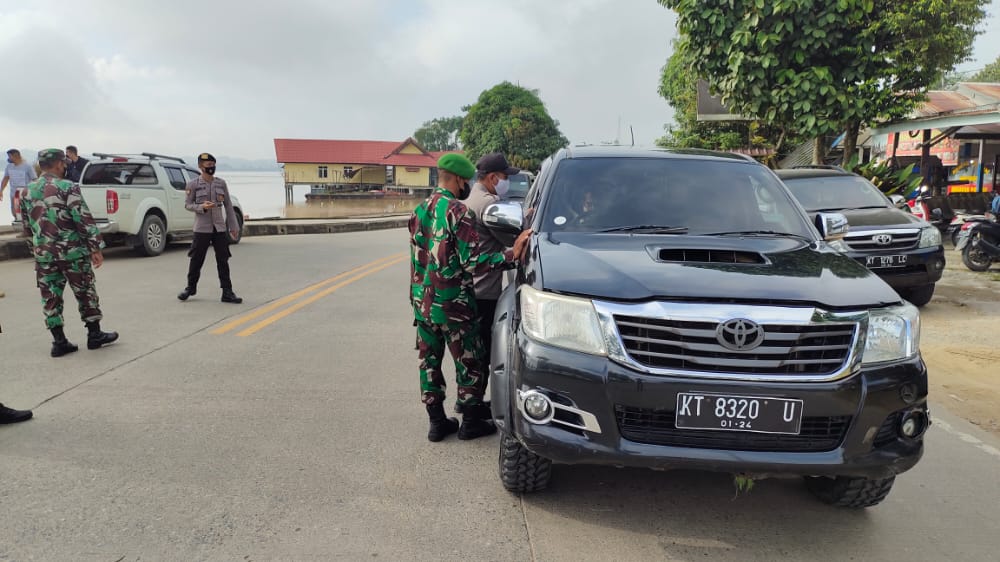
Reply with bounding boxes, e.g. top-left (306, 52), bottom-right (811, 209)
top-left (615, 406), bottom-right (850, 452)
top-left (614, 316), bottom-right (857, 376)
top-left (846, 231), bottom-right (920, 252)
top-left (873, 412), bottom-right (902, 448)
